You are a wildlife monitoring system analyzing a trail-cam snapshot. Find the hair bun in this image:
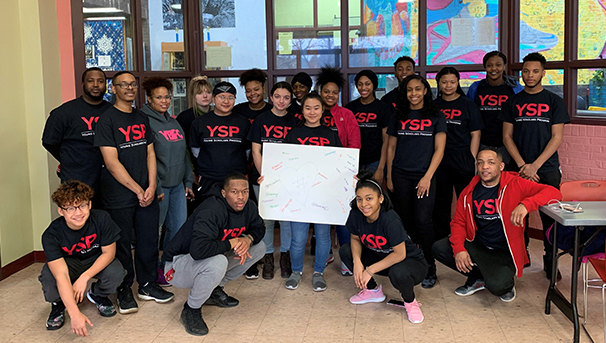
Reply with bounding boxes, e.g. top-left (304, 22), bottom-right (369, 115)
top-left (357, 169), bottom-right (375, 181)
